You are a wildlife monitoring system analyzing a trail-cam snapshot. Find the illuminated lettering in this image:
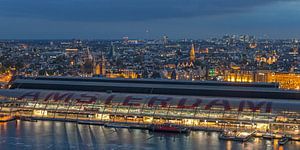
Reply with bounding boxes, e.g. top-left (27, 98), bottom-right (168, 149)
top-left (247, 101), bottom-right (266, 112)
top-left (238, 101), bottom-right (272, 113)
top-left (177, 98), bottom-right (202, 109)
top-left (44, 92), bottom-right (74, 102)
top-left (265, 102), bottom-right (272, 113)
top-left (18, 92), bottom-right (40, 101)
top-left (205, 100), bottom-right (231, 111)
top-left (122, 96), bottom-right (143, 106)
top-left (238, 101), bottom-right (246, 112)
top-left (77, 94), bottom-right (97, 104)
top-left (148, 96), bottom-right (171, 107)
top-left (104, 95), bottom-right (115, 105)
